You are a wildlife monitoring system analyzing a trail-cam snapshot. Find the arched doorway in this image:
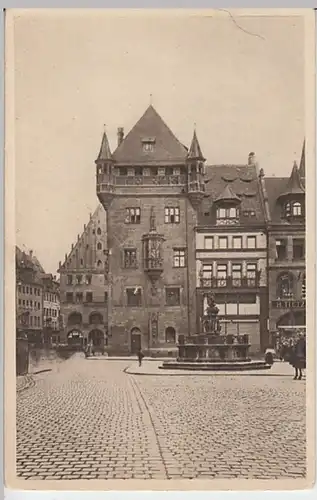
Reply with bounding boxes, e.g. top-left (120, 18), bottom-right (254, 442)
top-left (67, 329), bottom-right (83, 347)
top-left (130, 327), bottom-right (141, 354)
top-left (165, 326), bottom-right (176, 344)
top-left (88, 329), bottom-right (104, 347)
